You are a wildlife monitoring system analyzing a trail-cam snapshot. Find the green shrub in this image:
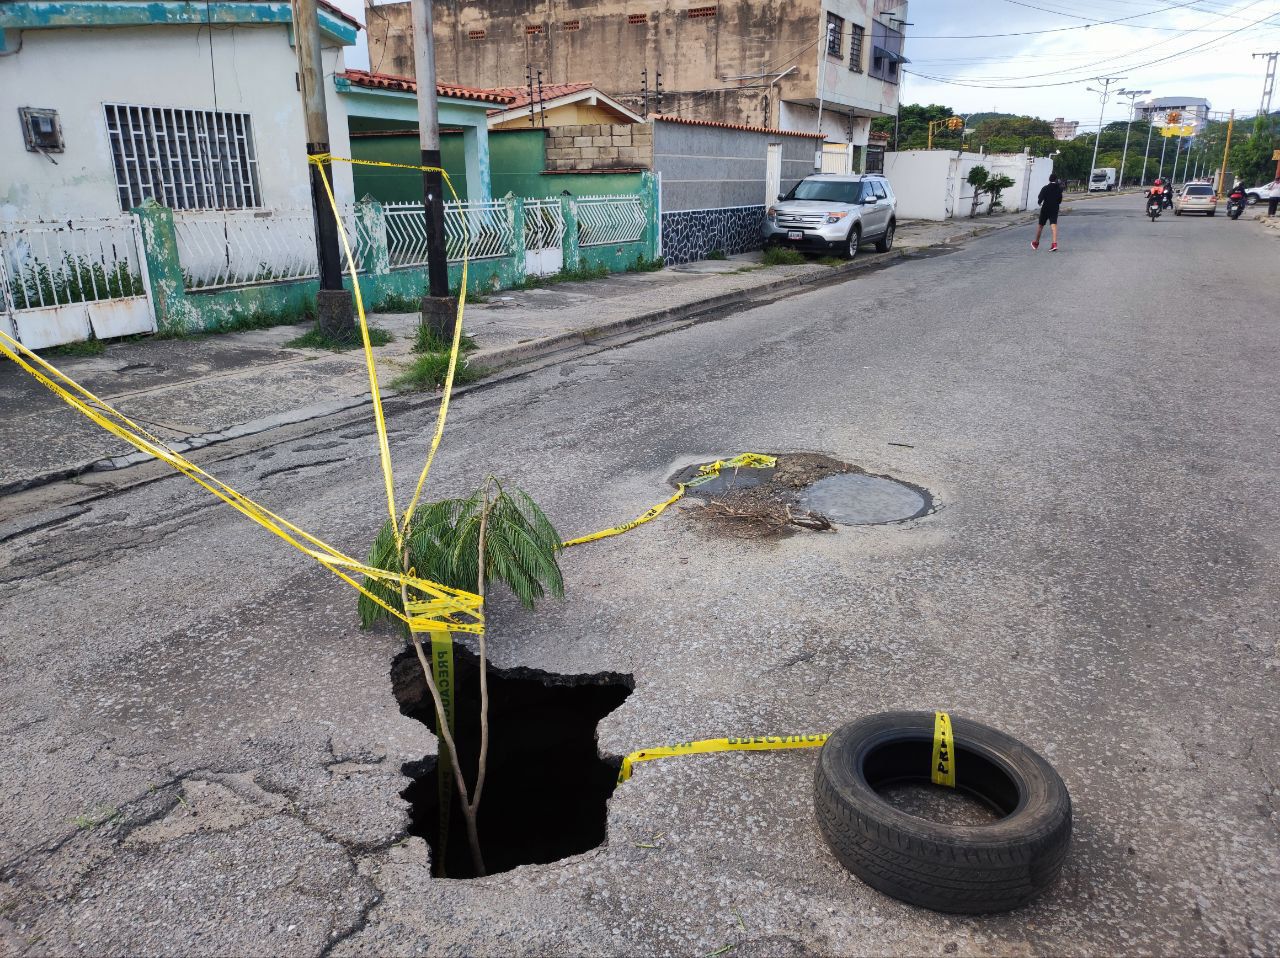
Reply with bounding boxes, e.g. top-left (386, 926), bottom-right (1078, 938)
top-left (413, 324), bottom-right (478, 355)
top-left (8, 255), bottom-right (143, 308)
top-left (707, 249), bottom-right (727, 261)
